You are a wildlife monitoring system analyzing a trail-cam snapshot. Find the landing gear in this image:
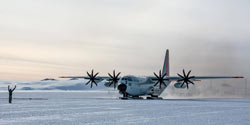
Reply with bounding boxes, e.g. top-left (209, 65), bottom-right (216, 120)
top-left (118, 91), bottom-right (129, 100)
top-left (119, 96), bottom-right (144, 100)
top-left (131, 96), bottom-right (144, 99)
top-left (146, 95), bottom-right (163, 100)
top-left (119, 96), bottom-right (131, 100)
